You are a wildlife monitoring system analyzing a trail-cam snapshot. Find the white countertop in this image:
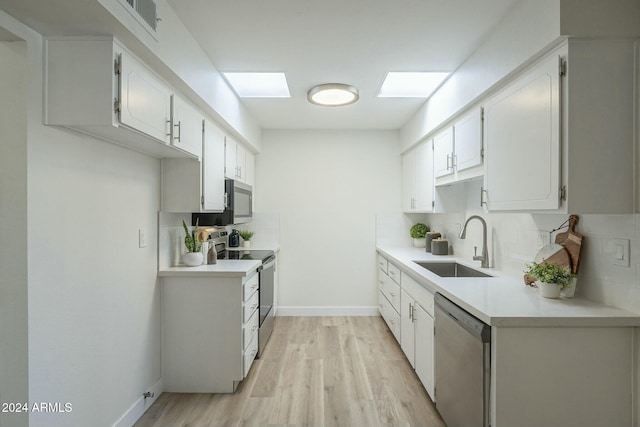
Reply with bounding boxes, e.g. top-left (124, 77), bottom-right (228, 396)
top-left (158, 259), bottom-right (261, 278)
top-left (377, 246), bottom-right (640, 327)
